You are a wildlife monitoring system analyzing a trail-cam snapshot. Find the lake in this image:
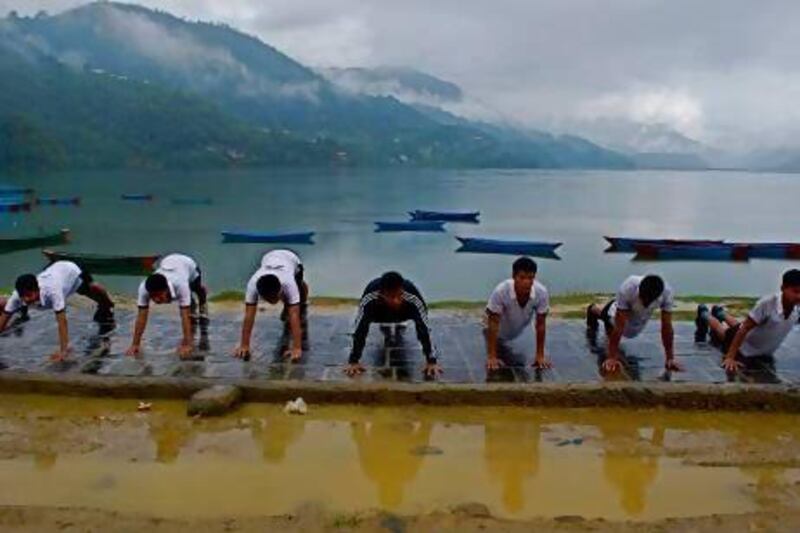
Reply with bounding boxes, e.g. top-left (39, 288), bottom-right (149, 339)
top-left (1, 168), bottom-right (797, 300)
